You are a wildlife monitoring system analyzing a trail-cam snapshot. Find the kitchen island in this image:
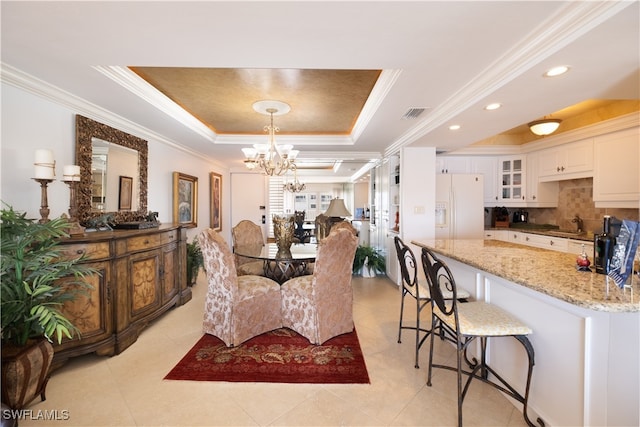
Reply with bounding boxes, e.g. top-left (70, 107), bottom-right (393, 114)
top-left (411, 238), bottom-right (639, 427)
